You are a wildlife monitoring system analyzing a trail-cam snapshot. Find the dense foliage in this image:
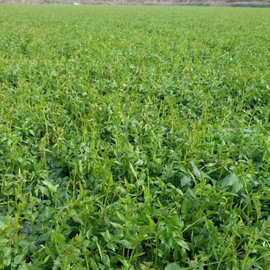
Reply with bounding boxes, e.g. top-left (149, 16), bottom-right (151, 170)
top-left (0, 5), bottom-right (270, 269)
